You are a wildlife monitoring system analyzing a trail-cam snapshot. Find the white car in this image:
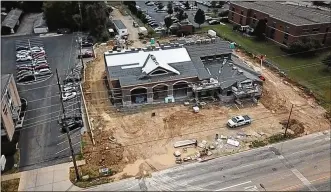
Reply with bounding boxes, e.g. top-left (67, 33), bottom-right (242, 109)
top-left (17, 50), bottom-right (31, 55)
top-left (62, 86), bottom-right (76, 93)
top-left (227, 115), bottom-right (252, 128)
top-left (31, 46), bottom-right (43, 50)
top-left (146, 2), bottom-right (154, 6)
top-left (62, 92), bottom-right (77, 101)
top-left (32, 49), bottom-right (45, 54)
top-left (16, 55), bottom-right (32, 61)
